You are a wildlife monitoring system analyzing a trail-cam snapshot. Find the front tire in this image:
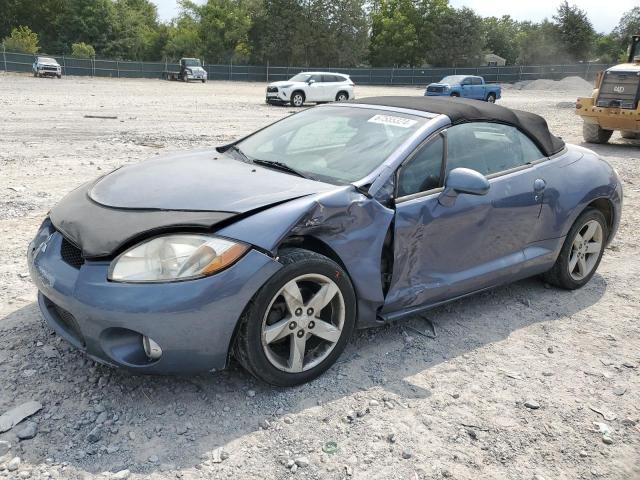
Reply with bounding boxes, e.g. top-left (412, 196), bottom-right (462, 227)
top-left (583, 123), bottom-right (613, 144)
top-left (486, 93), bottom-right (496, 103)
top-left (543, 208), bottom-right (607, 290)
top-left (234, 248), bottom-right (356, 386)
top-left (450, 92), bottom-right (460, 97)
top-left (290, 91), bottom-right (305, 107)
